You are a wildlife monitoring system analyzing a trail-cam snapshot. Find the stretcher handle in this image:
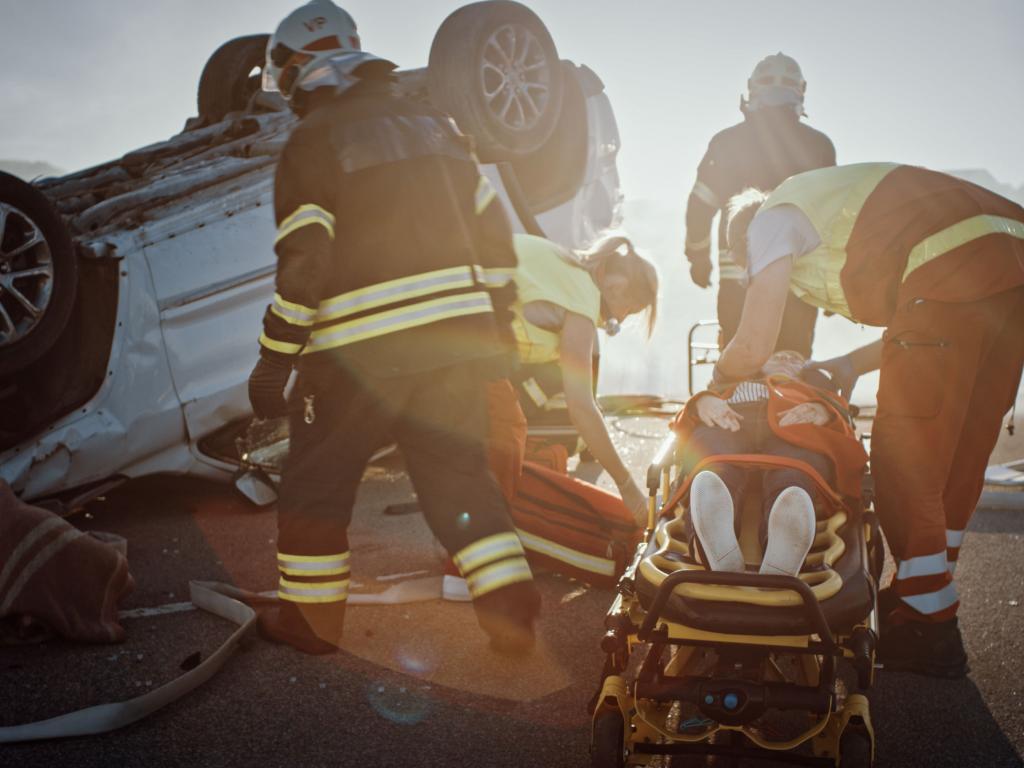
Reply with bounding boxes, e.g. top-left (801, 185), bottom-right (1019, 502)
top-left (638, 569), bottom-right (838, 654)
top-left (646, 433), bottom-right (678, 494)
